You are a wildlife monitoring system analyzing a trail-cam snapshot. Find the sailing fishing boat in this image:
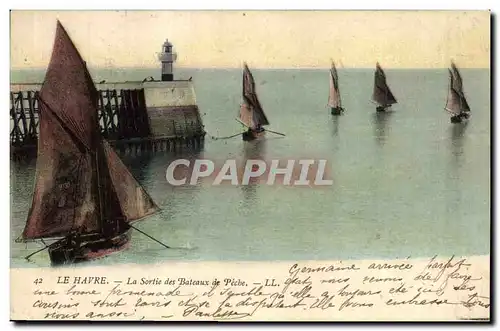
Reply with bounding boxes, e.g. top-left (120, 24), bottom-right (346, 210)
top-left (238, 63), bottom-right (270, 141)
top-left (445, 62), bottom-right (471, 123)
top-left (19, 21), bottom-right (160, 266)
top-left (328, 61), bottom-right (344, 115)
top-left (372, 62), bottom-right (397, 112)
